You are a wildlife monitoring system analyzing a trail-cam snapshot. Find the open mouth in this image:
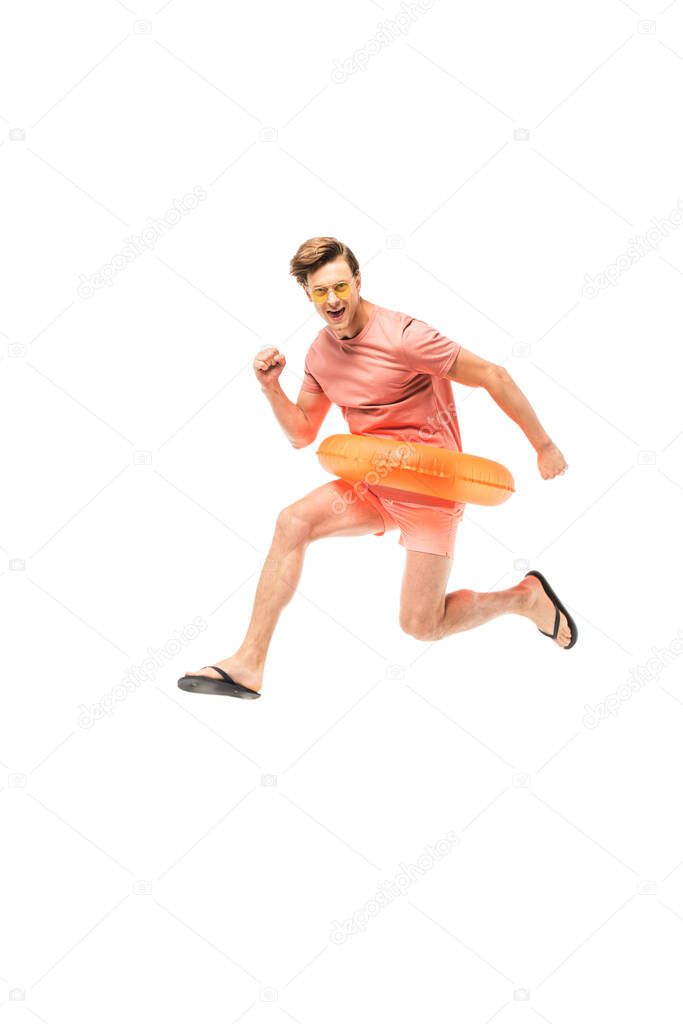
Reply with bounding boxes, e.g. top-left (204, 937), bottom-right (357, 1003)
top-left (328, 307), bottom-right (346, 321)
